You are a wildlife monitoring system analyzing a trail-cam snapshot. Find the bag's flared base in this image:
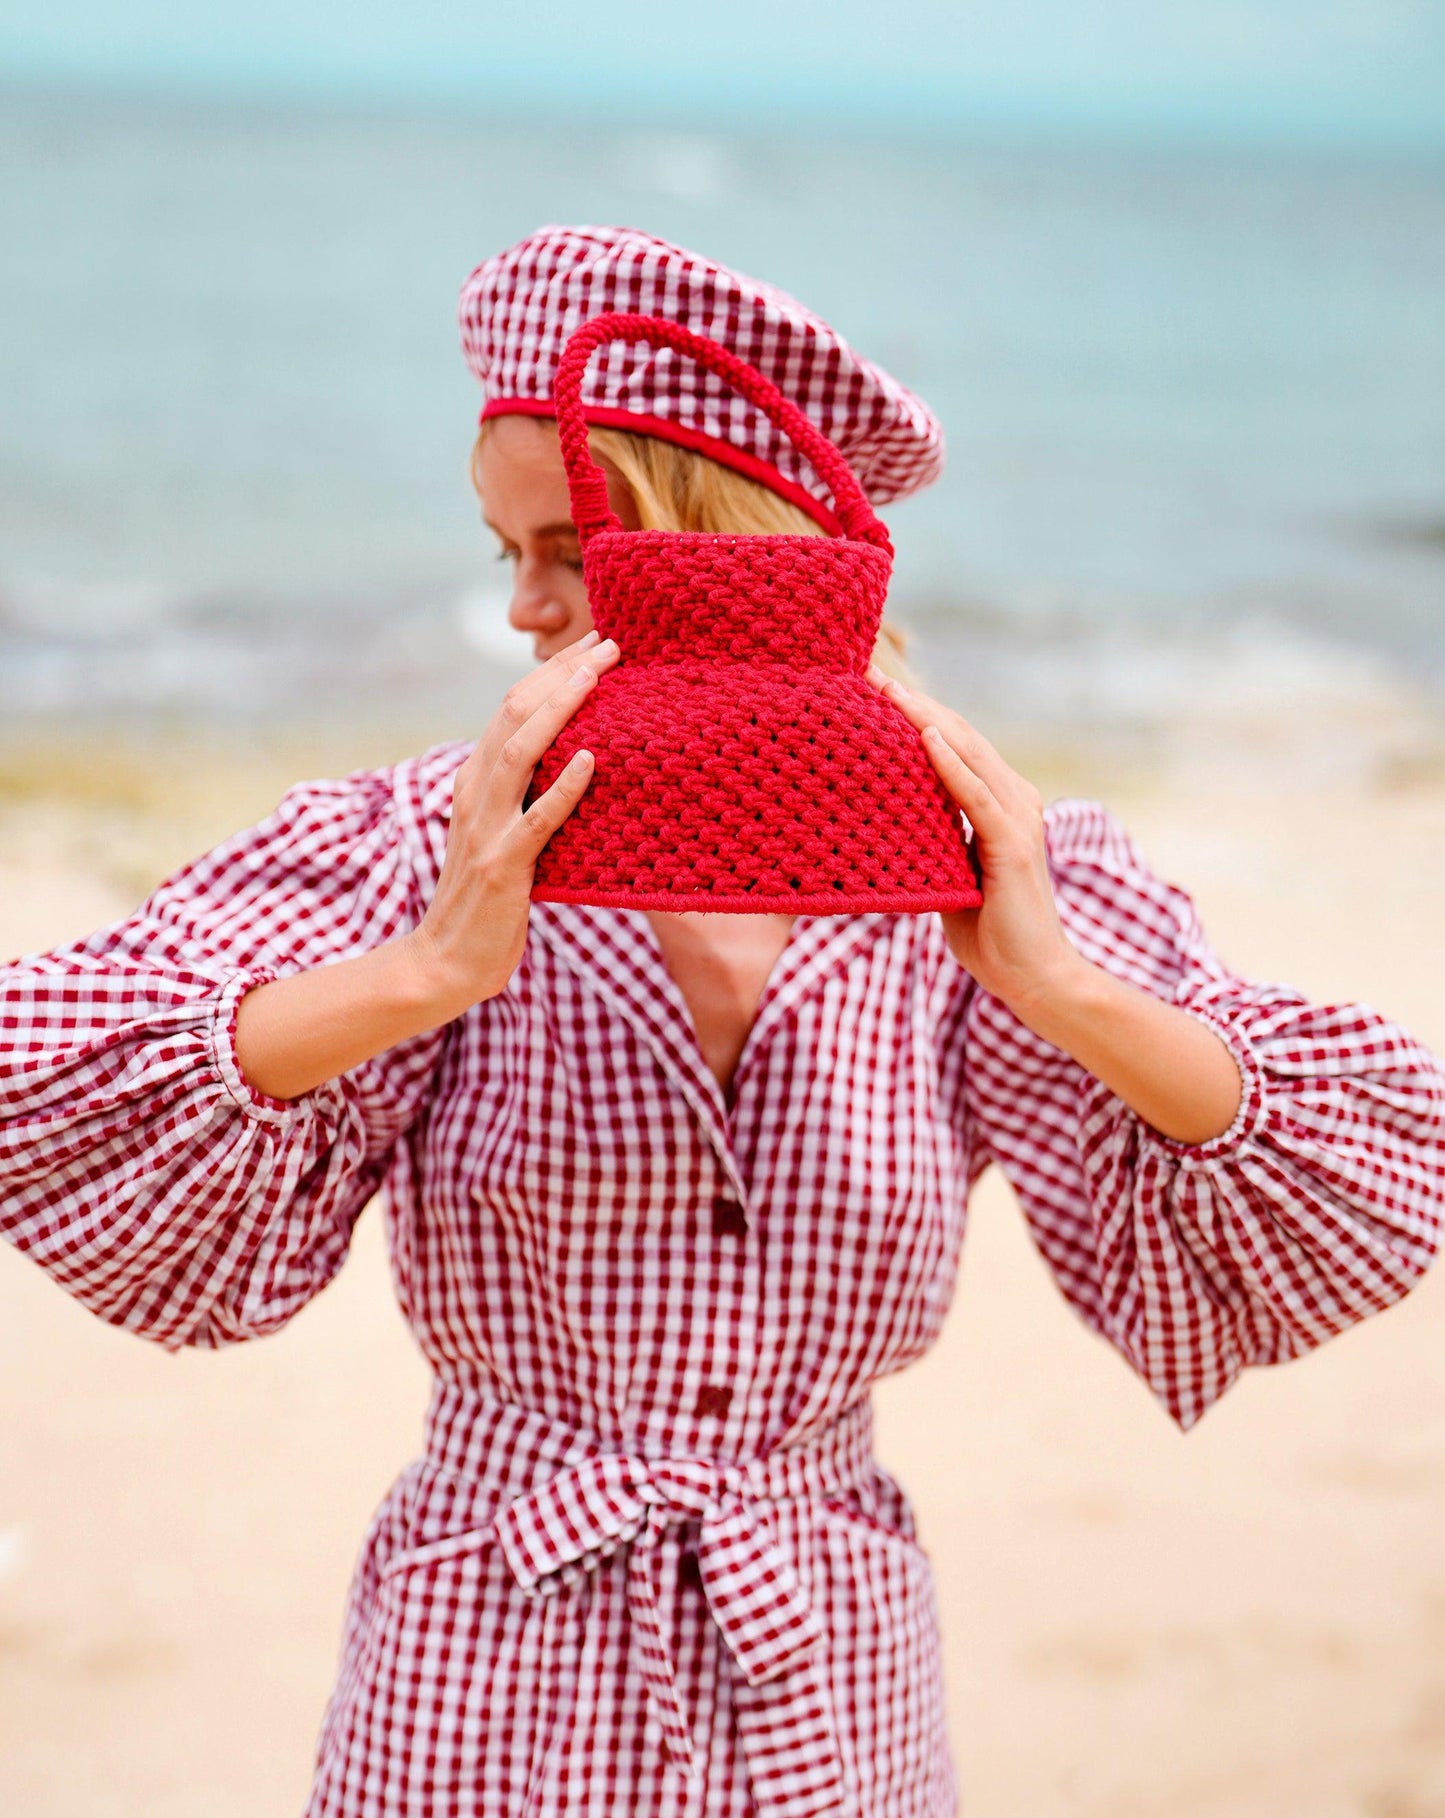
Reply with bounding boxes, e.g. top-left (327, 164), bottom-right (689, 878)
top-left (529, 880), bottom-right (982, 913)
top-left (525, 663), bottom-right (984, 915)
